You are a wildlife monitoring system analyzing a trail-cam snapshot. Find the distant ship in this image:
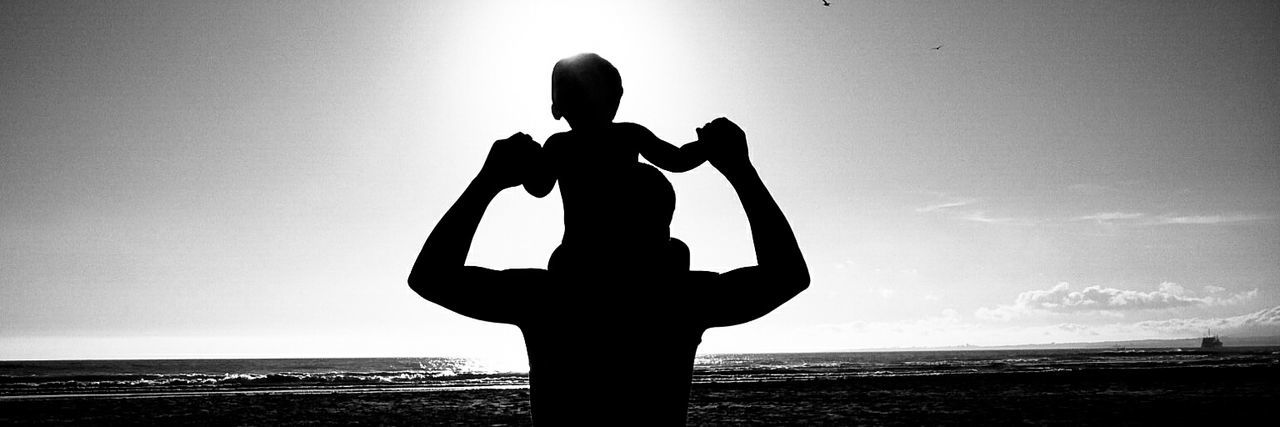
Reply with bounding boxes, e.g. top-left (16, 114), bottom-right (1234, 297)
top-left (1200, 329), bottom-right (1223, 348)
